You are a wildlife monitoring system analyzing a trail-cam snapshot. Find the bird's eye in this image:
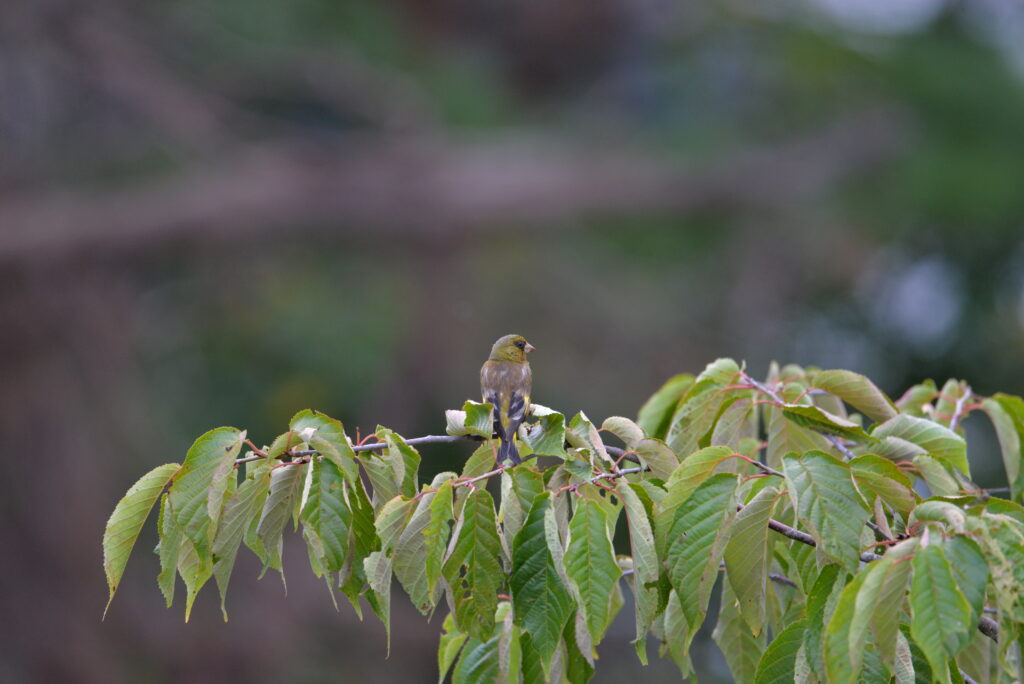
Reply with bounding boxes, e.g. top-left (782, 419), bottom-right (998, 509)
top-left (515, 340), bottom-right (526, 350)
